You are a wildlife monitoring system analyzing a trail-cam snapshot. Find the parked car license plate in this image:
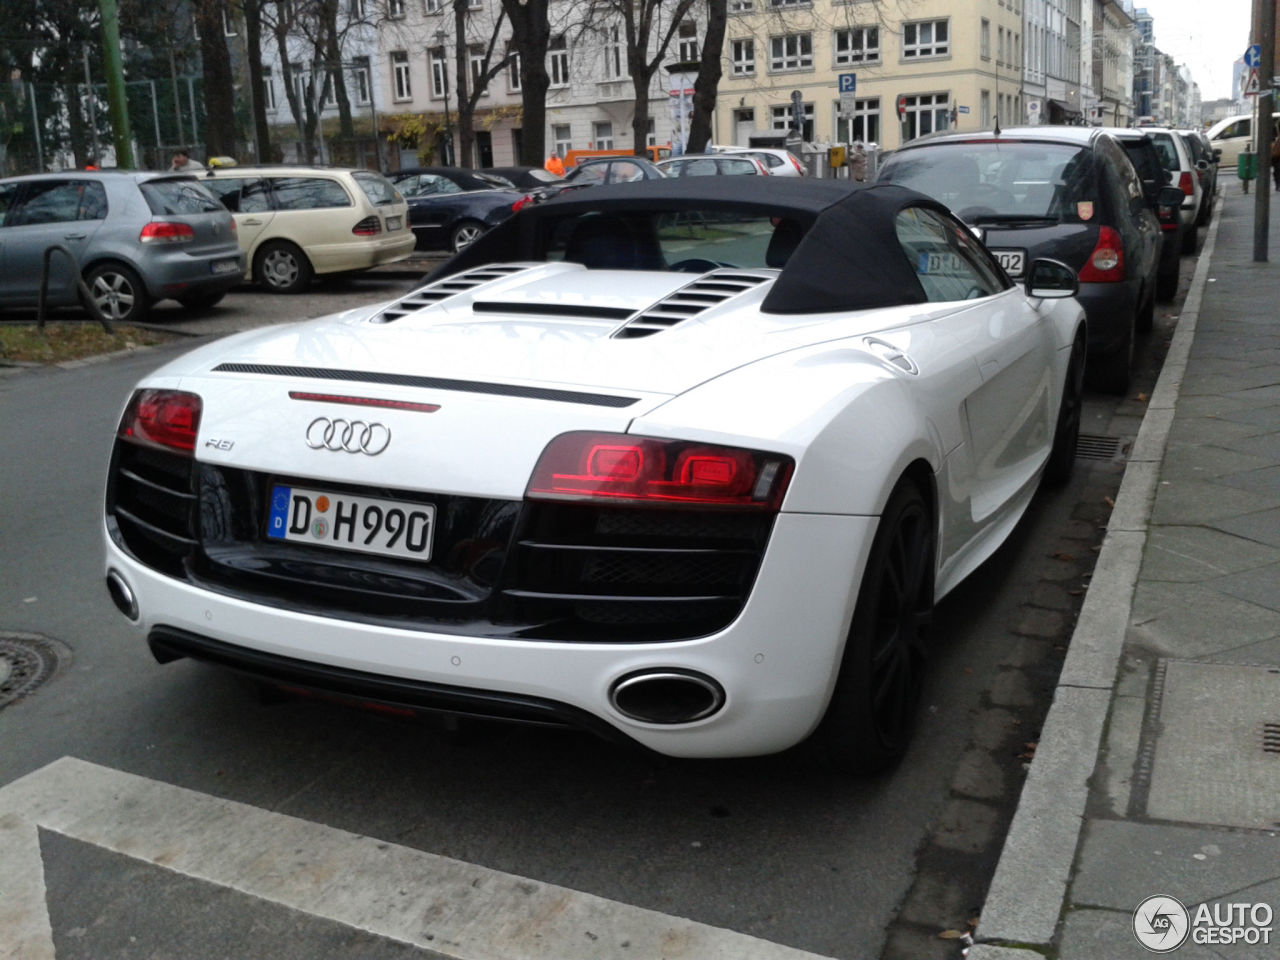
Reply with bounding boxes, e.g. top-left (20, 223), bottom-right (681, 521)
top-left (266, 485), bottom-right (435, 561)
top-left (210, 258), bottom-right (241, 275)
top-left (990, 249), bottom-right (1026, 278)
top-left (386, 215), bottom-right (402, 231)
